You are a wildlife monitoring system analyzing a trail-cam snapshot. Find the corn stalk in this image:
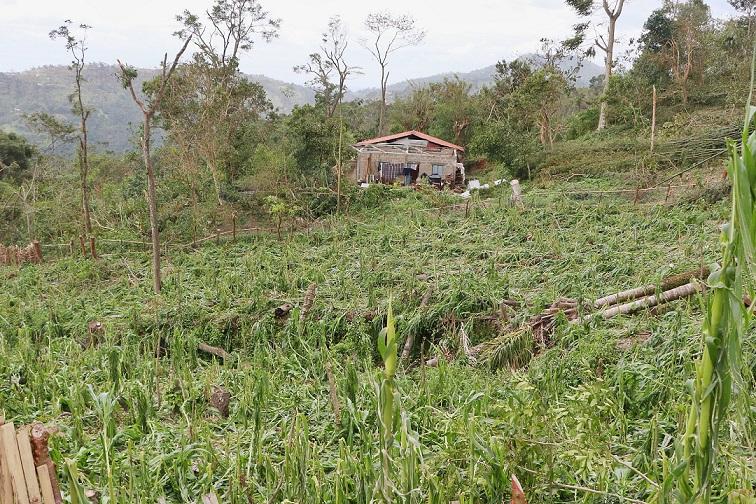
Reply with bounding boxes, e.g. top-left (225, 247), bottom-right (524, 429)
top-left (377, 301), bottom-right (399, 502)
top-left (661, 54), bottom-right (755, 502)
